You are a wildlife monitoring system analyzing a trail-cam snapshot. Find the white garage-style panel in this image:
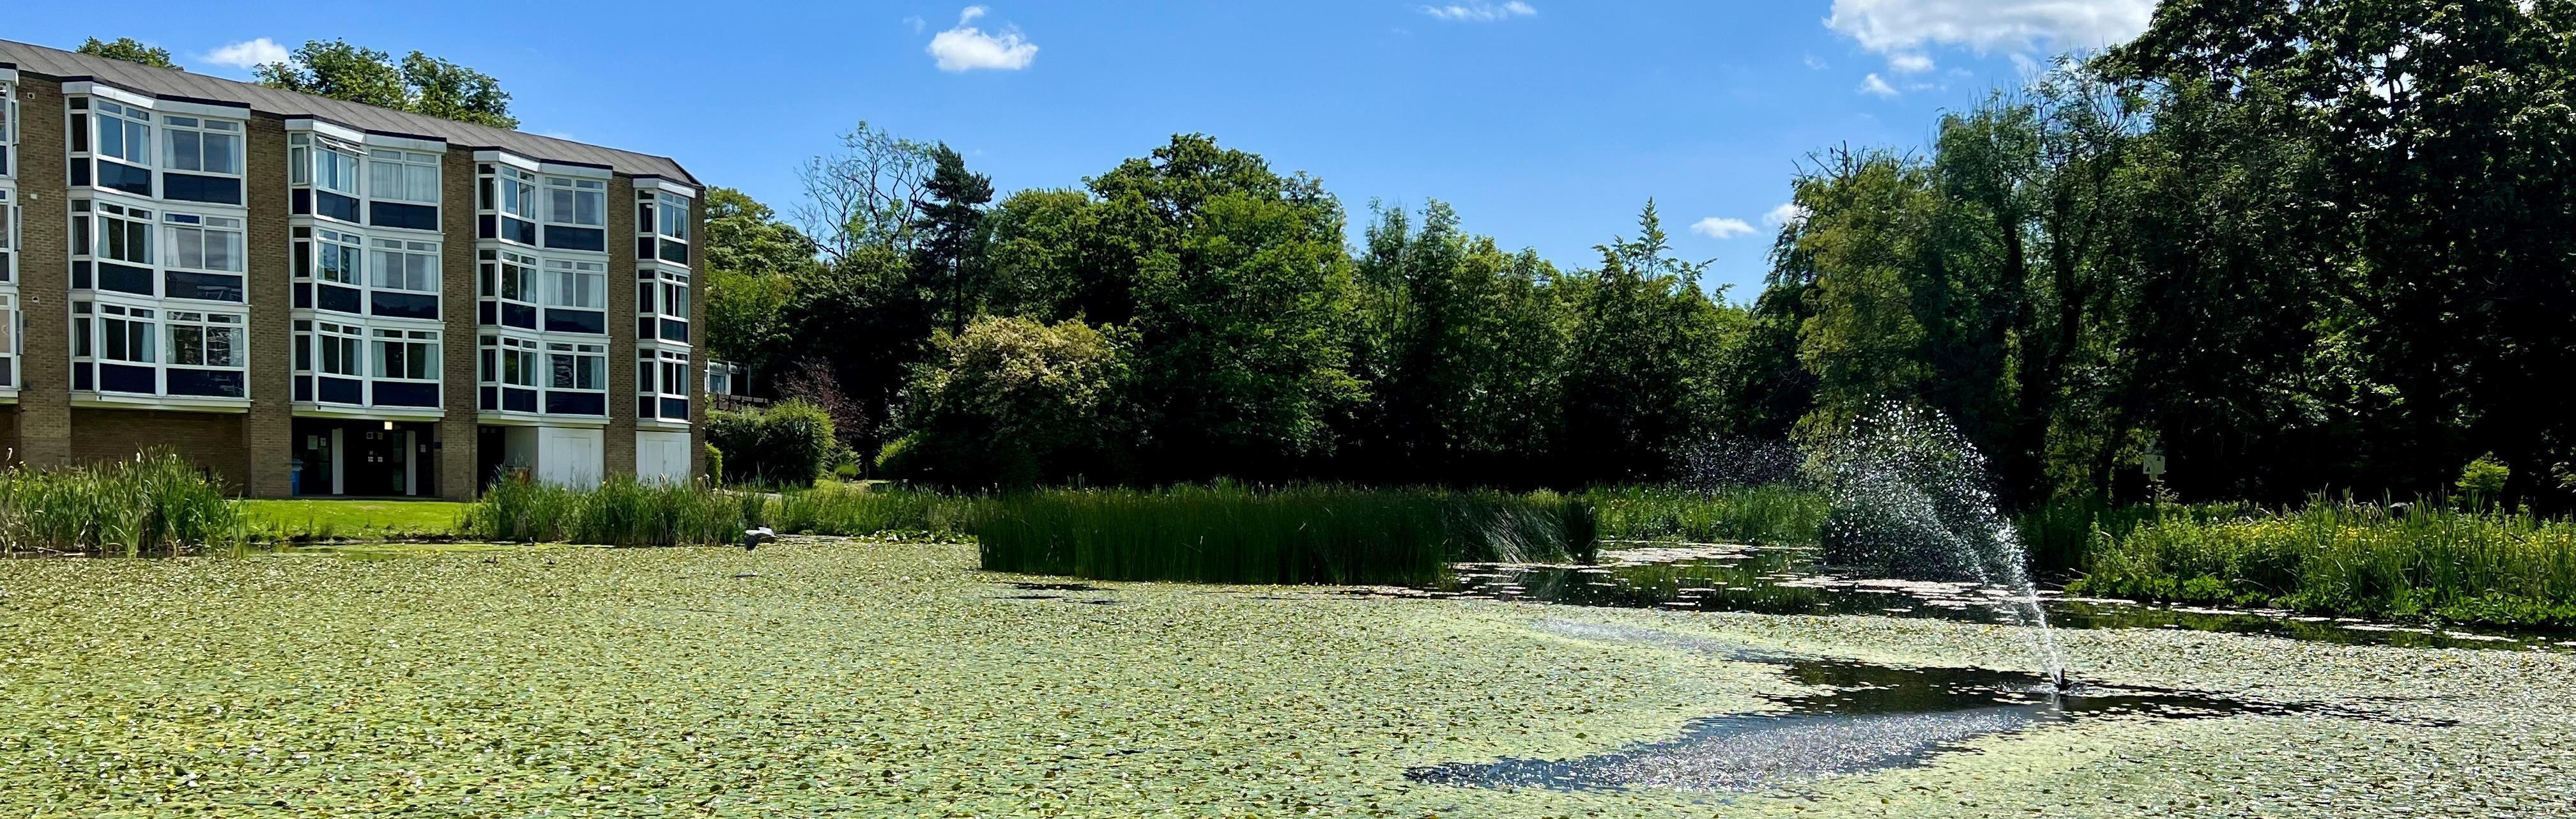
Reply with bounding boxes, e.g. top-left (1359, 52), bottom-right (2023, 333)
top-left (636, 431), bottom-right (692, 484)
top-left (536, 426), bottom-right (604, 488)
